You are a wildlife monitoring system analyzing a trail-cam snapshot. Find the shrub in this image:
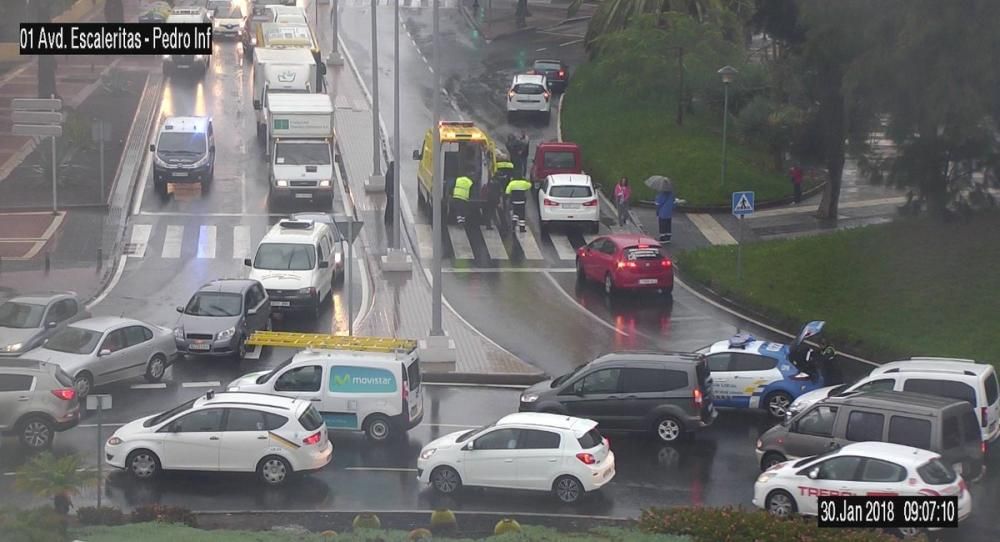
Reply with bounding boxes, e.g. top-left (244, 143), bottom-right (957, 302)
top-left (130, 504), bottom-right (198, 527)
top-left (639, 507), bottom-right (918, 542)
top-left (321, 530), bottom-right (338, 538)
top-left (494, 518), bottom-right (522, 536)
top-left (0, 506), bottom-right (69, 542)
top-left (429, 508), bottom-right (457, 535)
top-left (407, 527), bottom-right (433, 540)
top-left (77, 505), bottom-right (126, 526)
top-left (352, 512), bottom-right (382, 530)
